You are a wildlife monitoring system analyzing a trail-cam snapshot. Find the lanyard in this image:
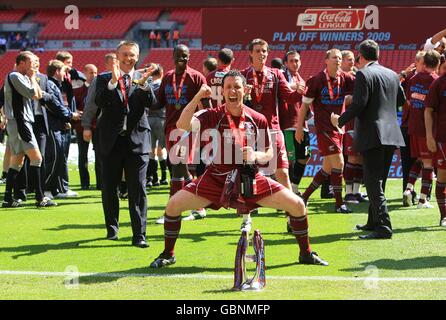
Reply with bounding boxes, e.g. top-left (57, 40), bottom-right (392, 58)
top-left (225, 106), bottom-right (246, 147)
top-left (324, 69), bottom-right (340, 101)
top-left (118, 75), bottom-right (129, 107)
top-left (172, 70), bottom-right (187, 104)
top-left (251, 67), bottom-right (268, 104)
